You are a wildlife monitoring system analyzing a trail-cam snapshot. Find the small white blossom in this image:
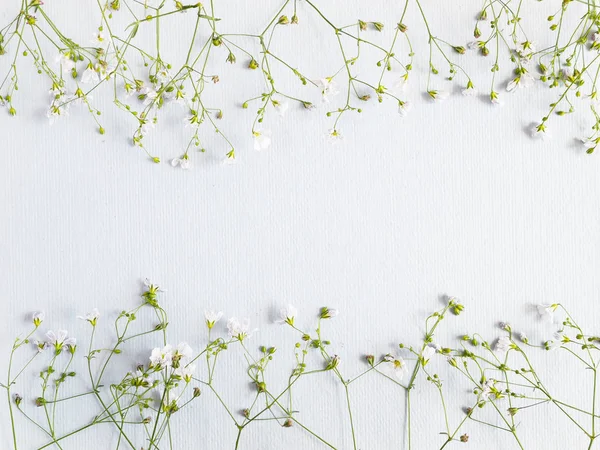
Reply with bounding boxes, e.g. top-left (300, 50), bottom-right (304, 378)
top-left (204, 310), bottom-right (224, 329)
top-left (171, 157), bottom-right (192, 169)
top-left (384, 354), bottom-right (408, 380)
top-left (421, 343), bottom-right (439, 362)
top-left (531, 124), bottom-right (551, 140)
top-left (227, 317), bottom-right (256, 341)
top-left (316, 77), bottom-right (339, 102)
top-left (494, 335), bottom-right (513, 355)
top-left (33, 339), bottom-right (48, 353)
top-left (397, 101), bottom-right (412, 117)
top-left (516, 41), bottom-right (536, 57)
top-left (253, 130), bottom-right (272, 151)
top-left (90, 31), bottom-right (105, 46)
top-left (273, 100), bottom-right (289, 117)
top-left (275, 304), bottom-right (297, 326)
top-left (395, 77), bottom-right (409, 93)
top-left (327, 128), bottom-right (343, 144)
top-left (150, 345), bottom-right (173, 368)
top-left (77, 308), bottom-right (100, 326)
top-left (428, 90), bottom-right (450, 102)
top-left (32, 312), bottom-right (45, 327)
top-left (537, 304), bottom-right (558, 323)
top-left (81, 66), bottom-right (100, 85)
top-left (46, 330), bottom-right (76, 352)
top-left (55, 53), bottom-right (76, 74)
top-left (174, 364), bottom-right (196, 382)
top-left (462, 85), bottom-right (477, 96)
top-left (174, 342), bottom-right (193, 360)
